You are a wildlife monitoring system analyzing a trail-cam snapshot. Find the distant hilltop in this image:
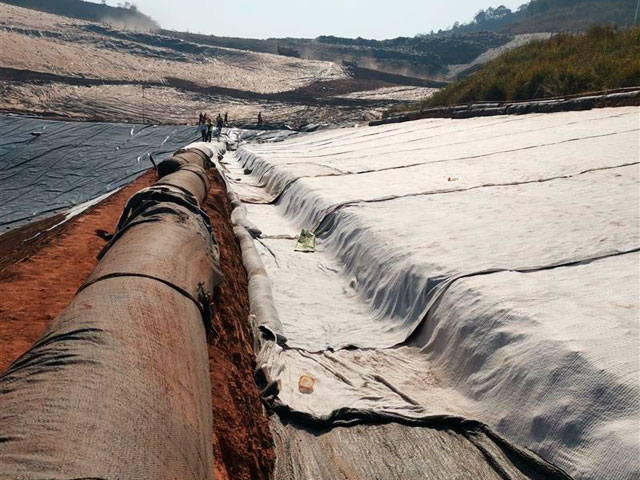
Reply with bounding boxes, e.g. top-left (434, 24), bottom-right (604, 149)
top-left (0, 0), bottom-right (159, 31)
top-left (445, 0), bottom-right (638, 34)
